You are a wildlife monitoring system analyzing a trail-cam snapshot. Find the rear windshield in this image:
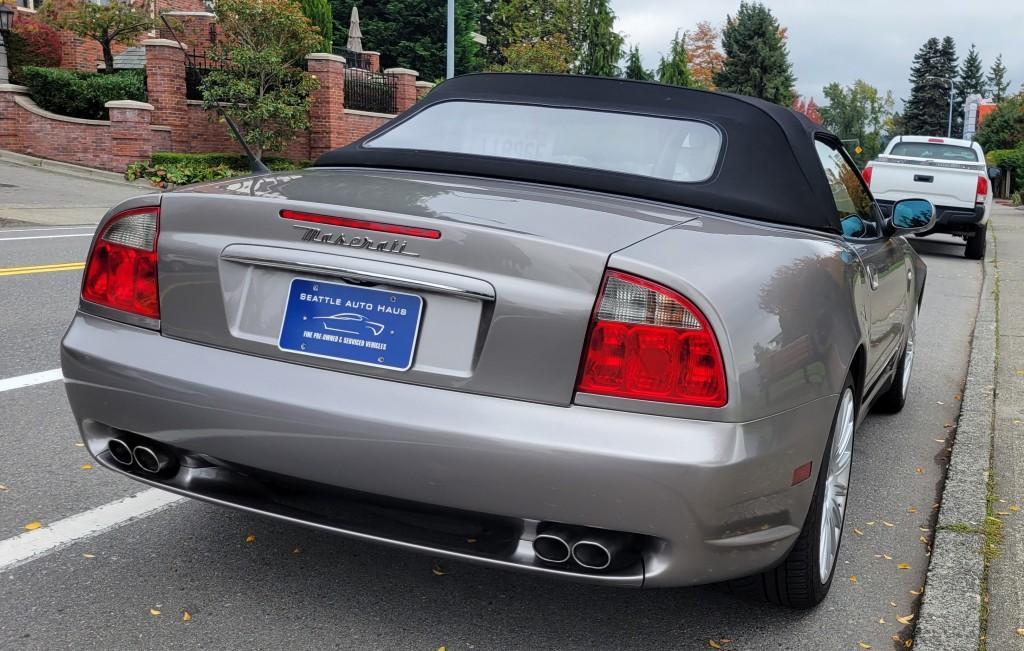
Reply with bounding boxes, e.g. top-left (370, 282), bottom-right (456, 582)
top-left (365, 101), bottom-right (723, 182)
top-left (888, 142), bottom-right (979, 162)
